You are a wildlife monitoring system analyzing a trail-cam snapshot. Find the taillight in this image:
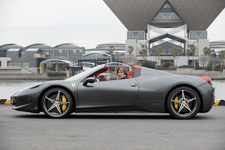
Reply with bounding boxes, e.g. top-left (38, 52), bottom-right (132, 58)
top-left (200, 77), bottom-right (211, 84)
